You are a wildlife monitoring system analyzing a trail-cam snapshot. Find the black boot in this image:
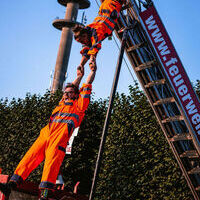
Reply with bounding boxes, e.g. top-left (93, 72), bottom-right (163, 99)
top-left (0, 181), bottom-right (16, 198)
